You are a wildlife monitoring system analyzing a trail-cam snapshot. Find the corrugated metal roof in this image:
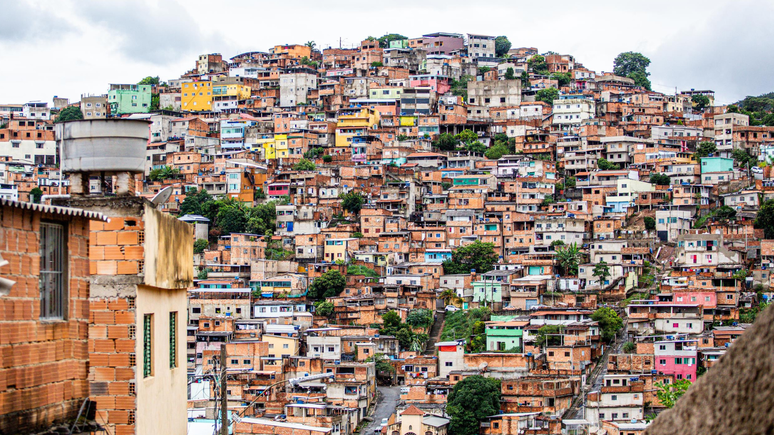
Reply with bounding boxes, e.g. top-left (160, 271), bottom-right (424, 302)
top-left (0, 198), bottom-right (109, 222)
